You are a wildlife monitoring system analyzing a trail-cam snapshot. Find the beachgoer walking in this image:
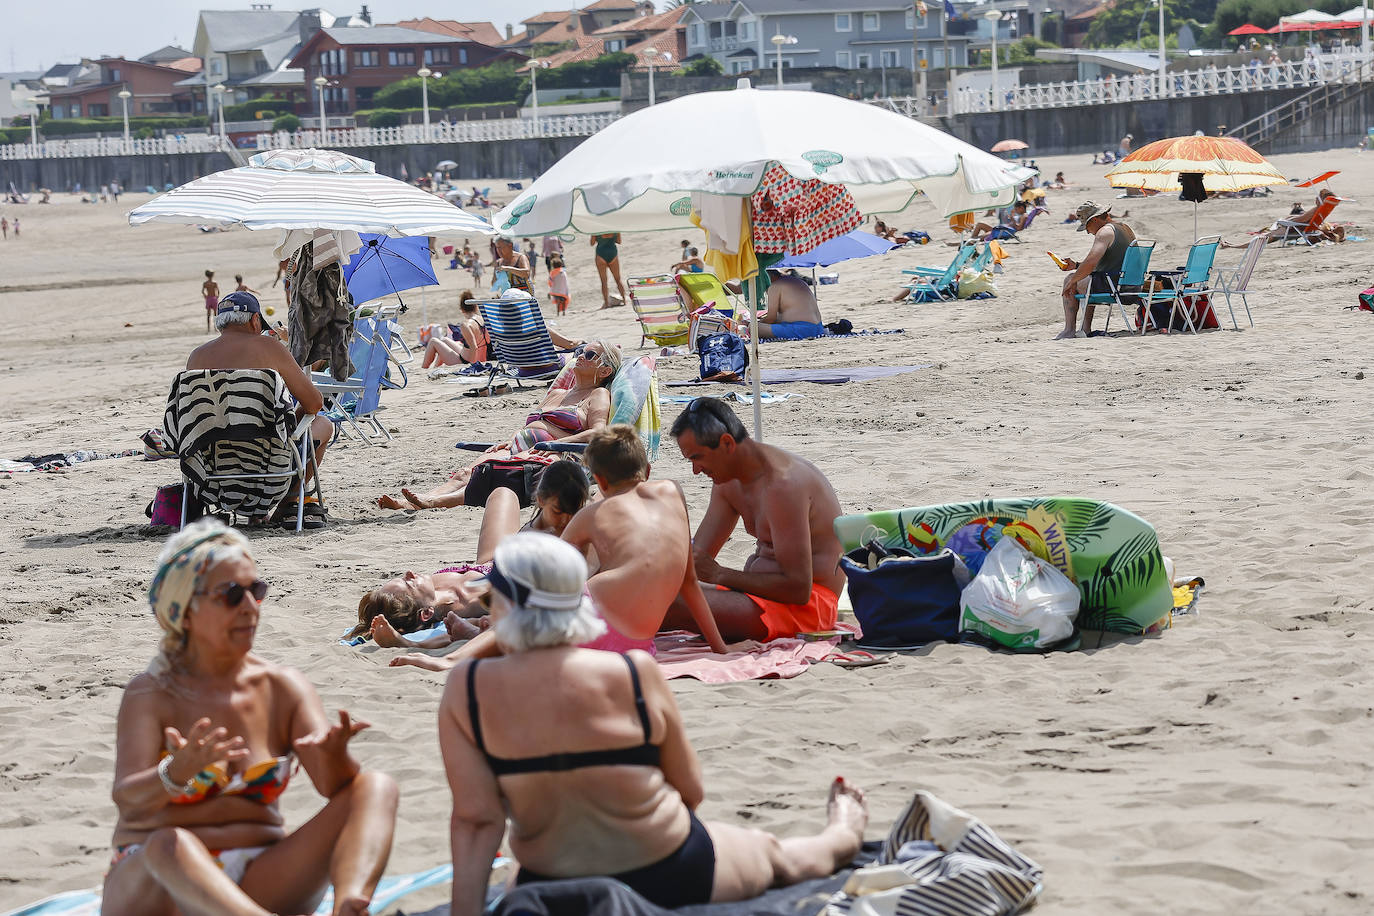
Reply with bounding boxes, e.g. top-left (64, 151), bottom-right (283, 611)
top-left (540, 234), bottom-right (564, 272)
top-left (591, 232), bottom-right (628, 309)
top-left (1056, 200), bottom-right (1136, 339)
top-left (11, 217), bottom-right (17, 238)
top-left (1, 216), bottom-right (7, 239)
top-left (436, 531), bottom-right (865, 915)
top-left (668, 398), bottom-right (846, 640)
top-left (523, 238), bottom-right (538, 280)
top-left (548, 255), bottom-right (570, 315)
top-left (102, 519), bottom-right (398, 916)
top-left (200, 270), bottom-right (220, 333)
